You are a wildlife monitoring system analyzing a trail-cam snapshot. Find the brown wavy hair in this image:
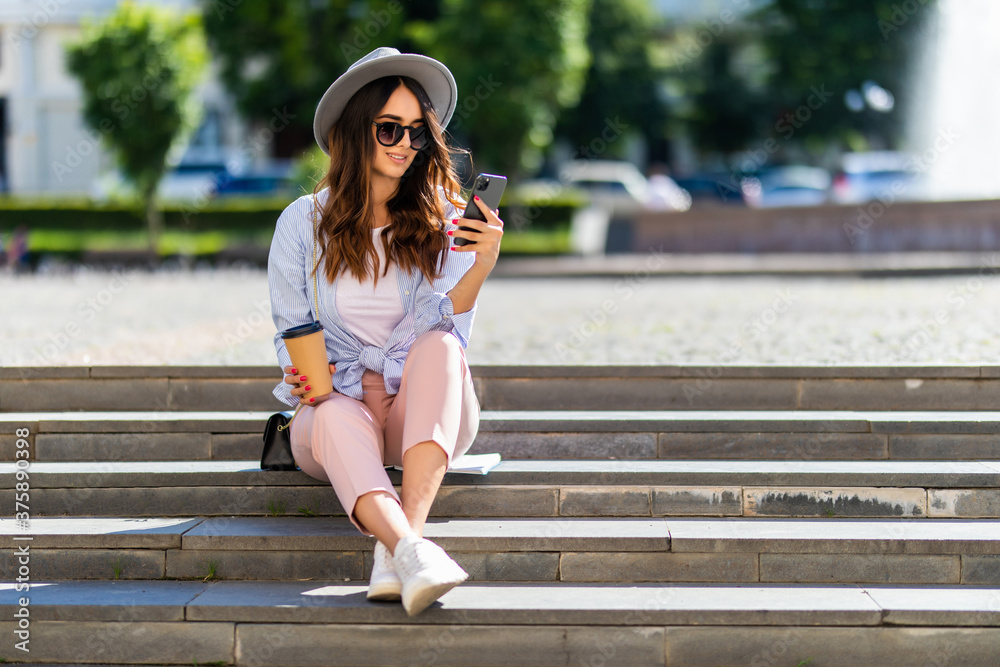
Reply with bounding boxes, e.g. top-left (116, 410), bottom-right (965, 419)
top-left (310, 75), bottom-right (469, 287)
